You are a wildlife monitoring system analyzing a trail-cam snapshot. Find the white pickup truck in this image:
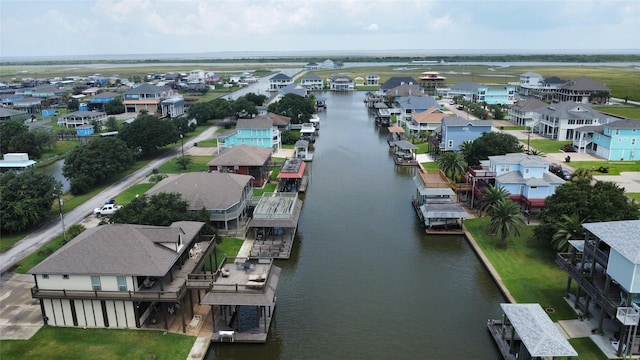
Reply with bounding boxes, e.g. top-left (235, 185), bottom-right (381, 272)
top-left (93, 203), bottom-right (123, 217)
